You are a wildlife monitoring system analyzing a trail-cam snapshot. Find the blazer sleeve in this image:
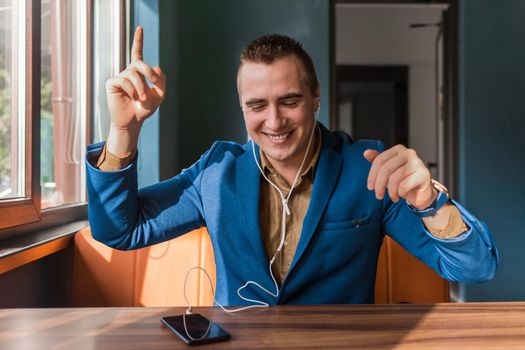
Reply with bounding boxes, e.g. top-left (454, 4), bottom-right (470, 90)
top-left (85, 141), bottom-right (217, 250)
top-left (375, 141), bottom-right (499, 283)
